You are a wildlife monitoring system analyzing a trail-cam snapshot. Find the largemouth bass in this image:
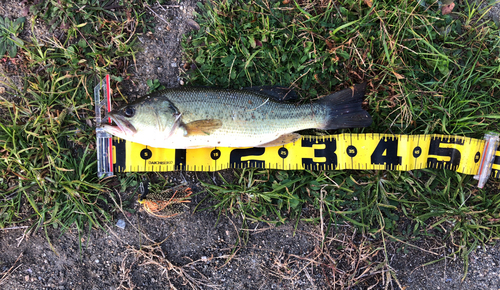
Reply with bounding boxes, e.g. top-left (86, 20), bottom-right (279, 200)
top-left (101, 84), bottom-right (372, 148)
